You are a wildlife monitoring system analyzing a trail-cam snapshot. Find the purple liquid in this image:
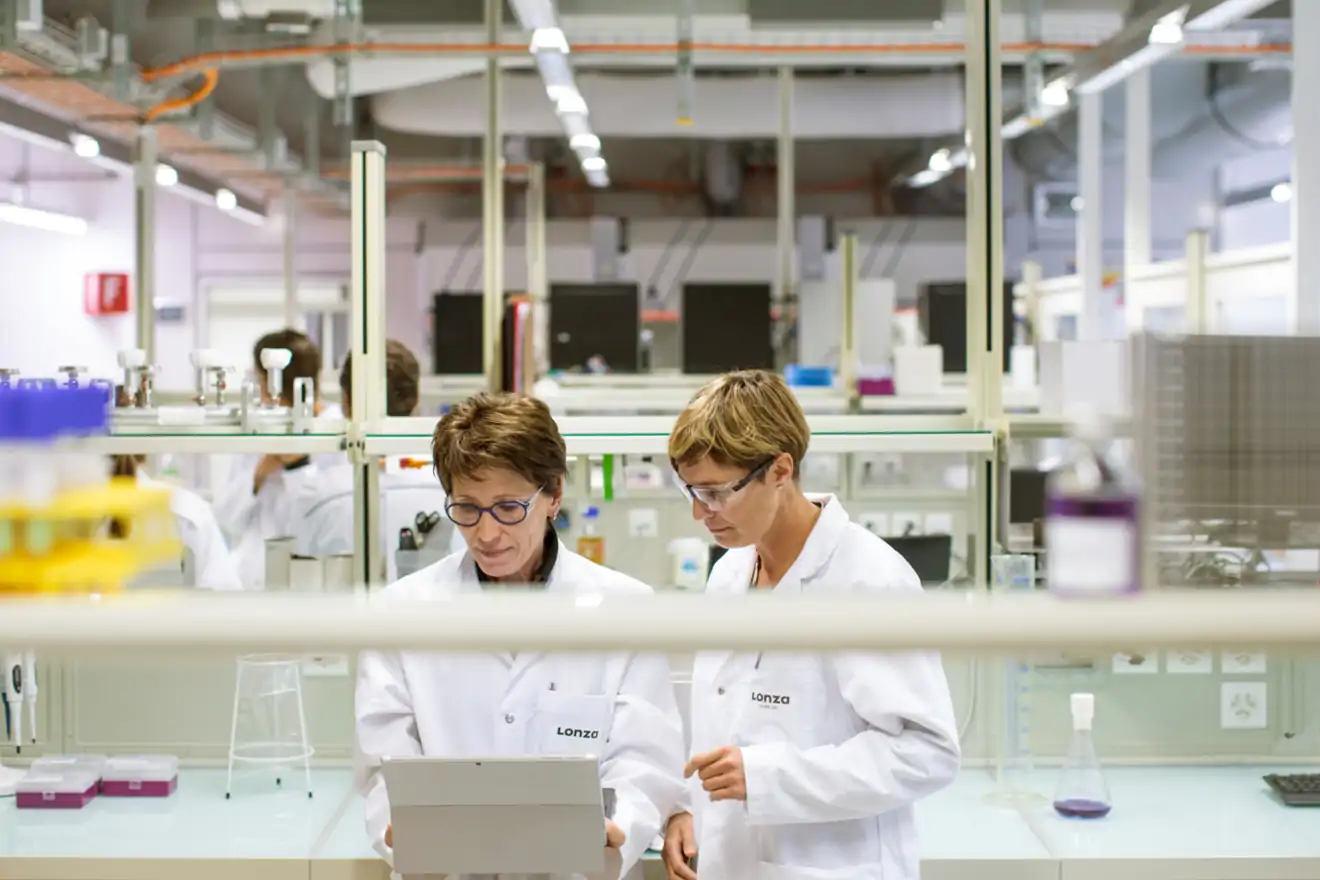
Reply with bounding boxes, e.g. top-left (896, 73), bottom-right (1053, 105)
top-left (1053, 797), bottom-right (1112, 819)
